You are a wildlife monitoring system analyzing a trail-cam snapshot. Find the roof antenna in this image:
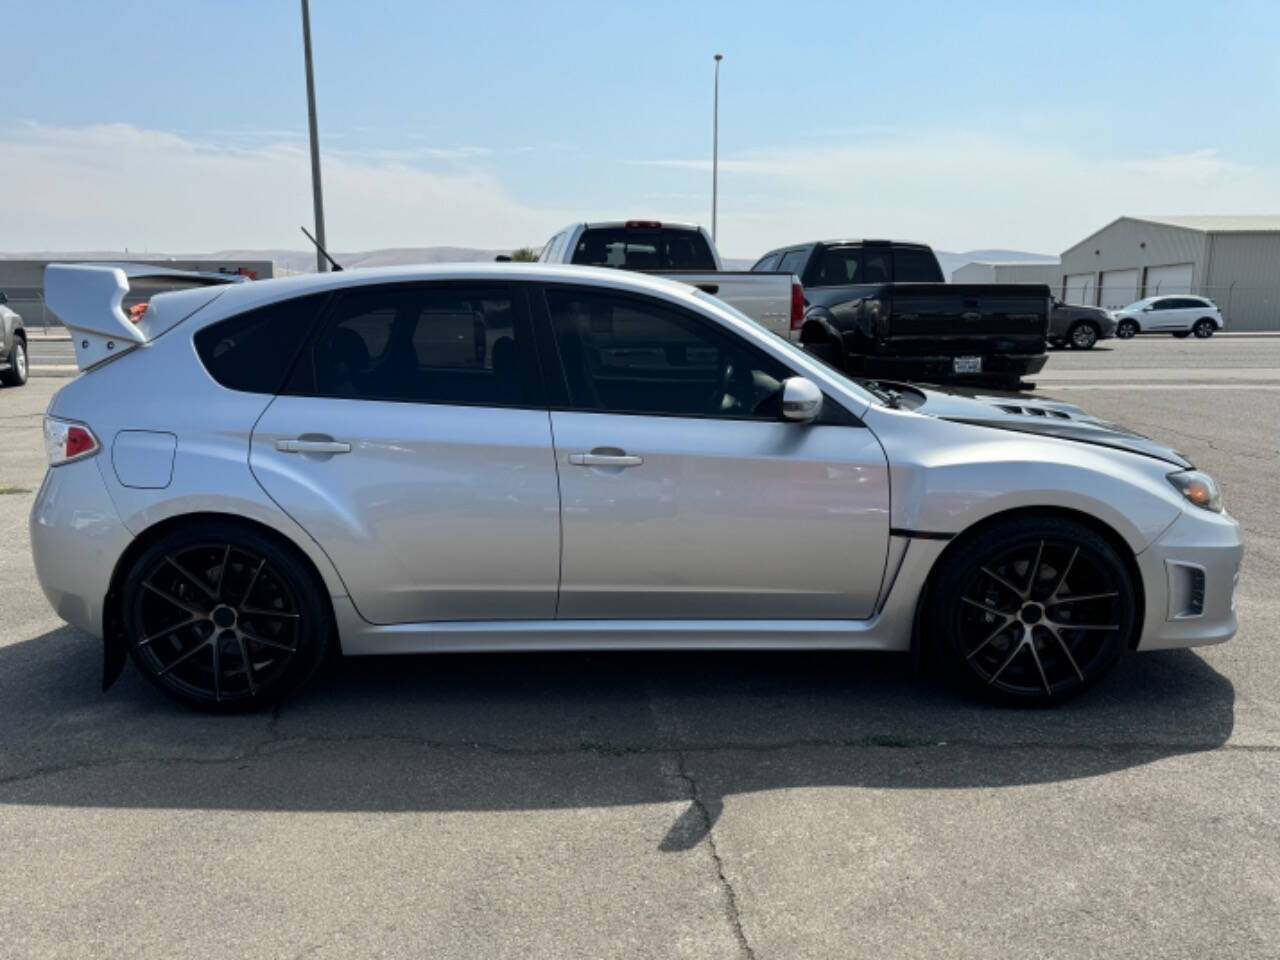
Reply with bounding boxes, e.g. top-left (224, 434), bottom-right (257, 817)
top-left (300, 225), bottom-right (343, 271)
